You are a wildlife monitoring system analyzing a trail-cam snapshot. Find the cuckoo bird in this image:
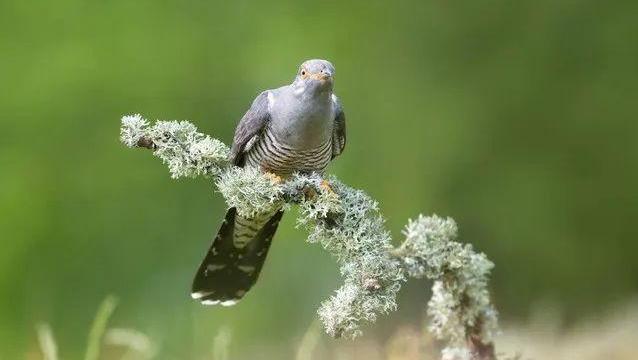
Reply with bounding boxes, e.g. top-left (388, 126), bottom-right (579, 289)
top-left (191, 59), bottom-right (346, 305)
